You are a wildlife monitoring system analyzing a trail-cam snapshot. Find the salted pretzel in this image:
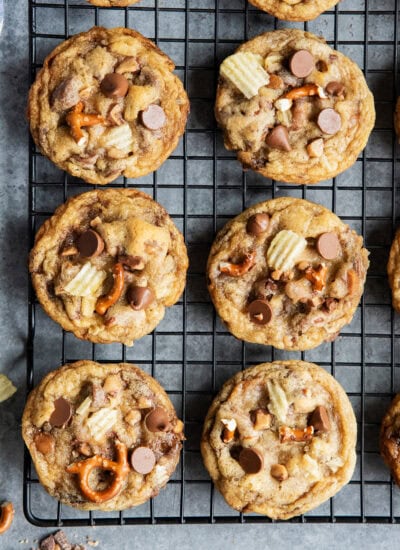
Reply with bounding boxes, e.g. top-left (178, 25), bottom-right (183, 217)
top-left (66, 440), bottom-right (130, 503)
